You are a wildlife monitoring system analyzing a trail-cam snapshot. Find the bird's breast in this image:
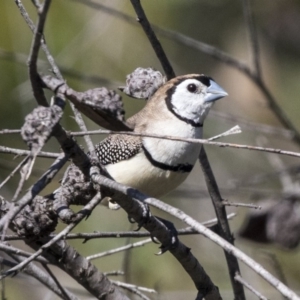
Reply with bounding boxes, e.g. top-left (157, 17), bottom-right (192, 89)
top-left (106, 120), bottom-right (202, 197)
top-left (106, 152), bottom-right (191, 197)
